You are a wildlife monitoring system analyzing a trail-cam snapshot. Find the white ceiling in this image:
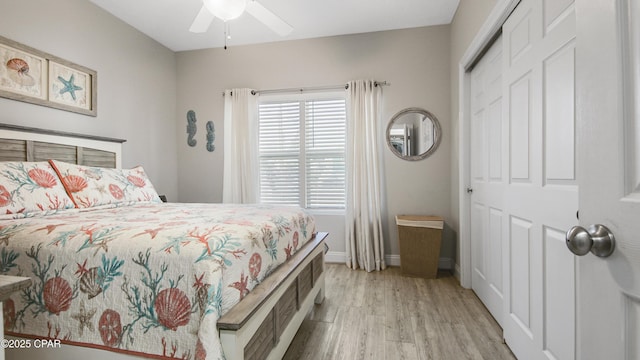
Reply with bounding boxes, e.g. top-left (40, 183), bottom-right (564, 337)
top-left (89, 0), bottom-right (461, 52)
